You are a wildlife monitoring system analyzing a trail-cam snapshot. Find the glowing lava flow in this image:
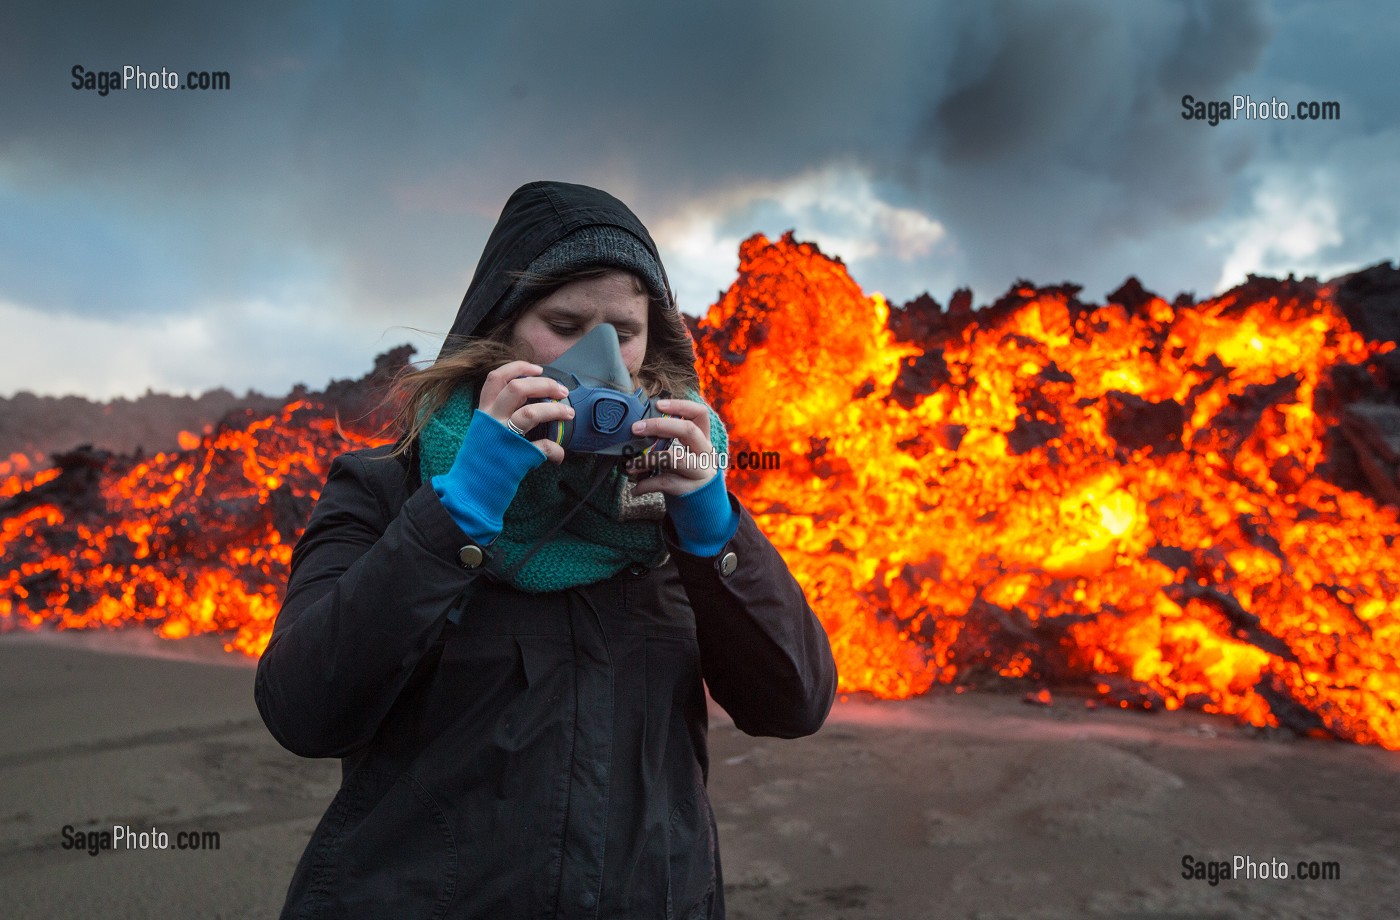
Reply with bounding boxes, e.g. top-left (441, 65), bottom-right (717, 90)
top-left (2, 403), bottom-right (388, 657)
top-left (2, 241), bottom-right (1398, 748)
top-left (694, 234), bottom-right (1398, 747)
